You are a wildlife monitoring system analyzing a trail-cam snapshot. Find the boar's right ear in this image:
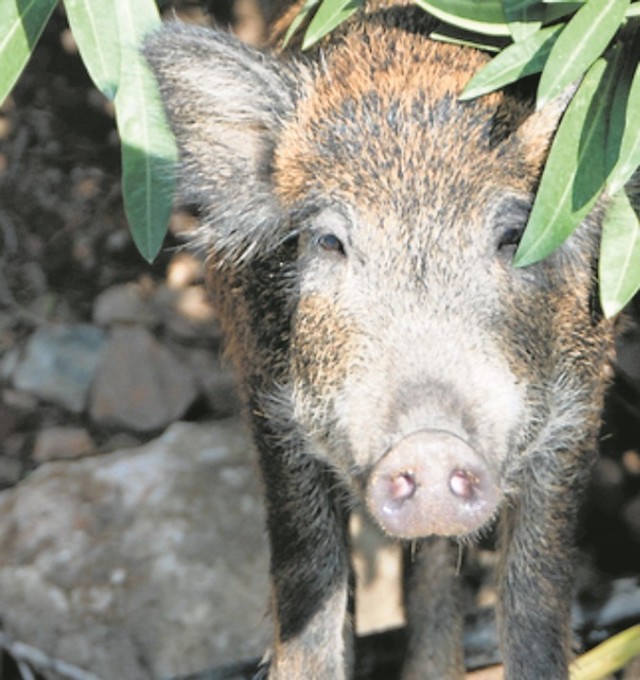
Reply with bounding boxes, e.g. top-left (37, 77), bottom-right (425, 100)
top-left (144, 24), bottom-right (299, 261)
